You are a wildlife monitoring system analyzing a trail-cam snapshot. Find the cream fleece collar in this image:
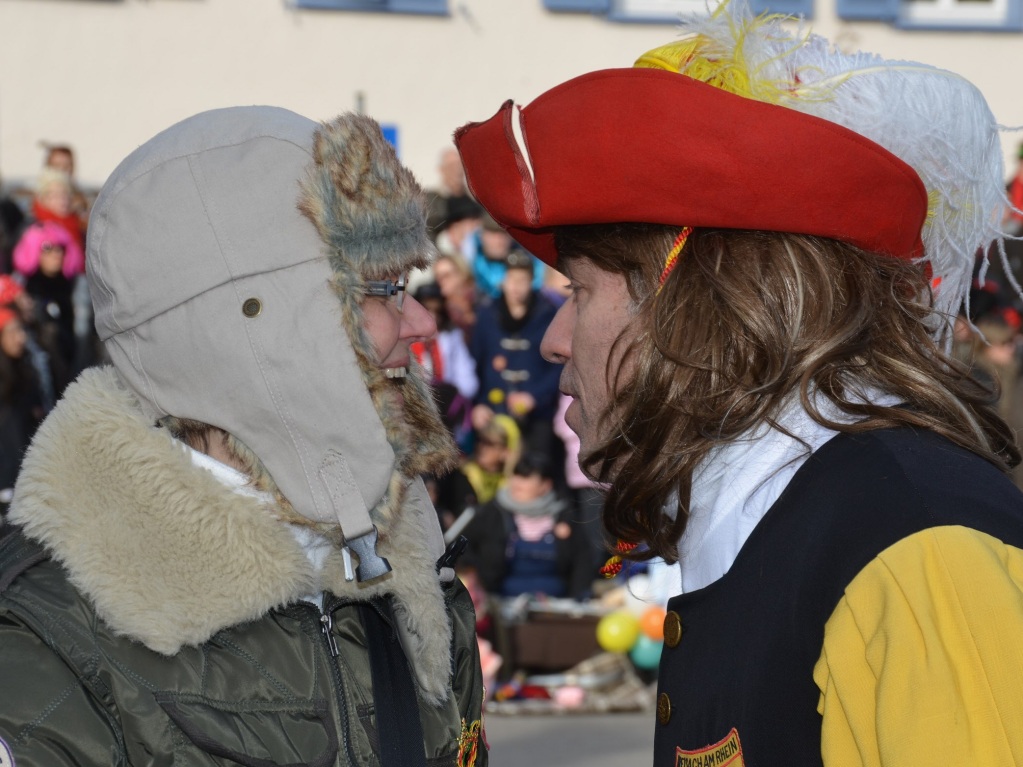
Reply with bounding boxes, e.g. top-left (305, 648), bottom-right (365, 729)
top-left (6, 366), bottom-right (455, 704)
